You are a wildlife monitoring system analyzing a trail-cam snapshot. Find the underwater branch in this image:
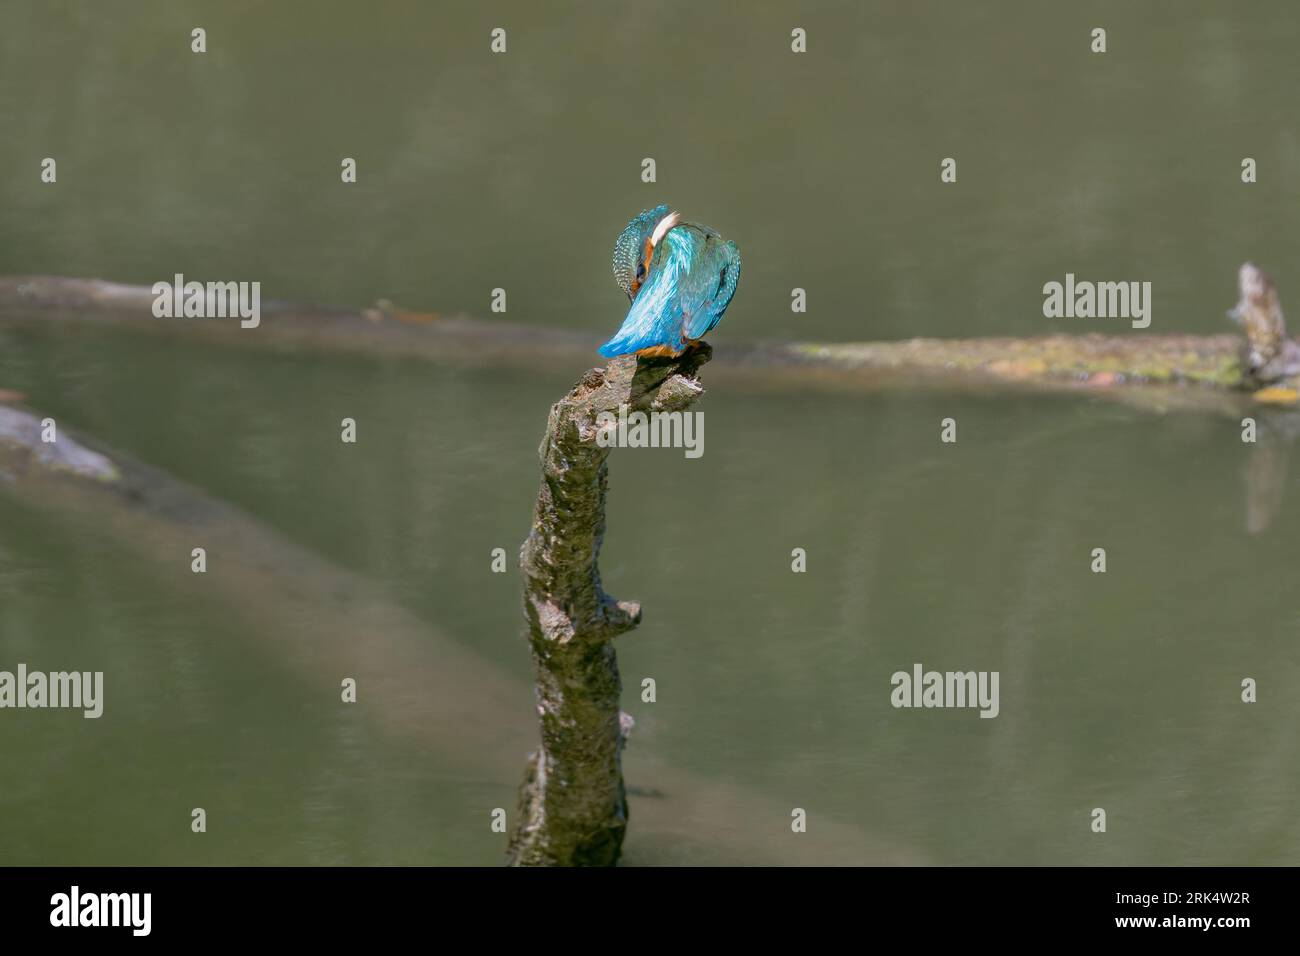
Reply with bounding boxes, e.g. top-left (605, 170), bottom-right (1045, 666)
top-left (506, 344), bottom-right (711, 866)
top-left (2, 275), bottom-right (1295, 416)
